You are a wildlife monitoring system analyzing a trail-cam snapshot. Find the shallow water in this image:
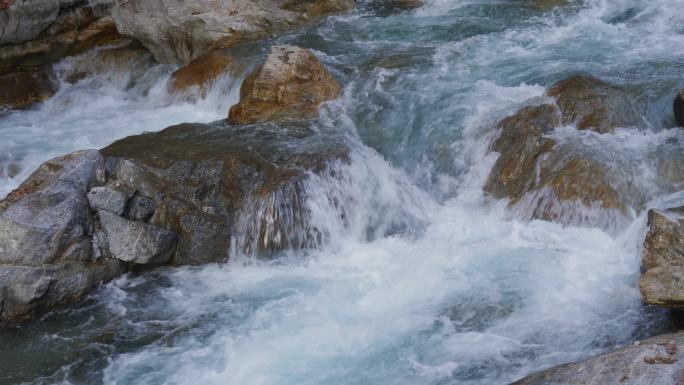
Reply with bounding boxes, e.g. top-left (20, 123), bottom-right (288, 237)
top-left (2, 0), bottom-right (684, 384)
